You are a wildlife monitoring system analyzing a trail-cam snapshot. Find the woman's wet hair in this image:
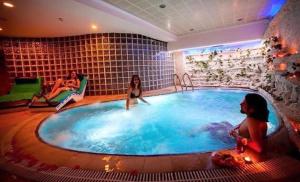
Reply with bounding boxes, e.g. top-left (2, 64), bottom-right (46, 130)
top-left (245, 93), bottom-right (269, 121)
top-left (130, 75), bottom-right (141, 90)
